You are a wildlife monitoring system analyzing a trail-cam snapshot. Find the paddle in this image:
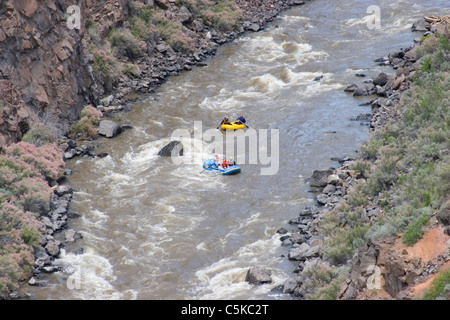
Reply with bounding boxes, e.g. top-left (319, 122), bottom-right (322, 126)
top-left (200, 165), bottom-right (210, 173)
top-left (200, 163), bottom-right (215, 174)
